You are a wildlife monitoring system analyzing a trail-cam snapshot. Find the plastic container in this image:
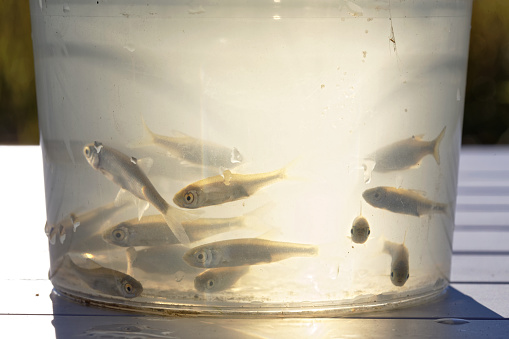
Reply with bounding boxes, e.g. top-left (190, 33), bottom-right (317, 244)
top-left (31, 0), bottom-right (473, 316)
